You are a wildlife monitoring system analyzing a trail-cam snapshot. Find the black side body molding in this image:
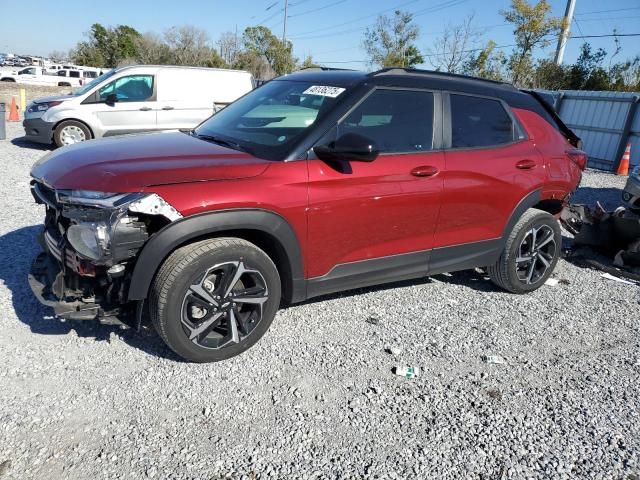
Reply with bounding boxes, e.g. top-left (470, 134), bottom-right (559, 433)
top-left (127, 209), bottom-right (305, 303)
top-left (304, 189), bottom-right (542, 300)
top-left (306, 250), bottom-right (430, 299)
